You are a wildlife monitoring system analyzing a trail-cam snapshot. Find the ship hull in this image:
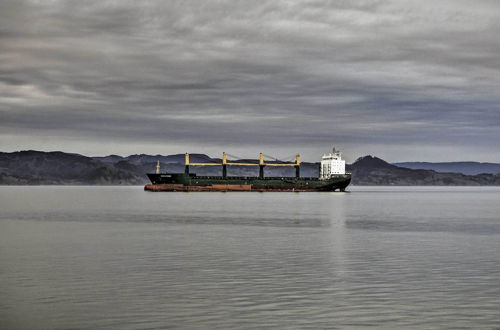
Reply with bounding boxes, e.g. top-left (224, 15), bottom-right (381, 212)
top-left (145, 173), bottom-right (351, 192)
